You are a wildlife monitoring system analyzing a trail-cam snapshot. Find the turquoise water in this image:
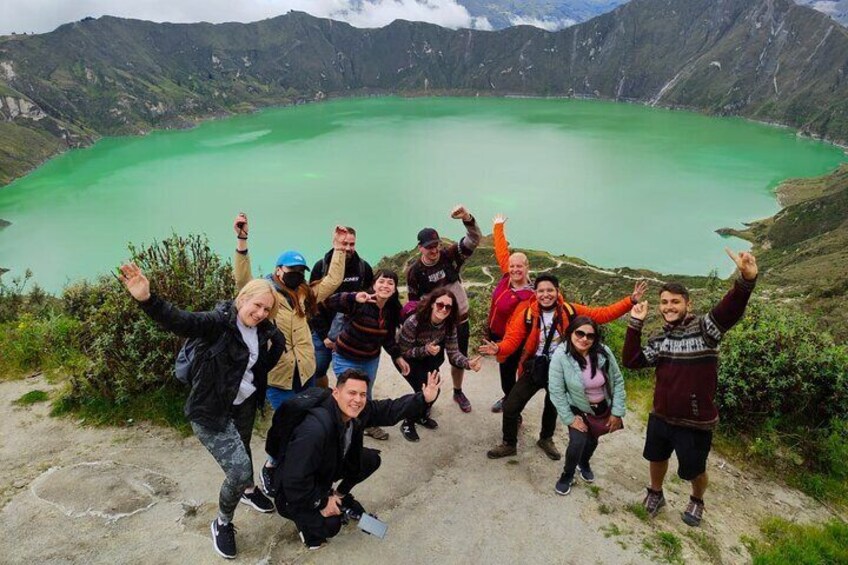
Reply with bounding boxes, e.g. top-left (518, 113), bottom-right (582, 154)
top-left (0, 97), bottom-right (844, 291)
